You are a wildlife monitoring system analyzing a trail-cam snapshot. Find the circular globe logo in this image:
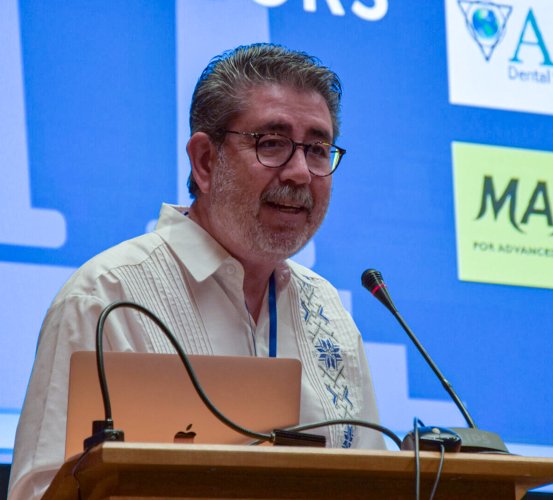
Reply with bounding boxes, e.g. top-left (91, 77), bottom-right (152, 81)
top-left (472, 8), bottom-right (499, 39)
